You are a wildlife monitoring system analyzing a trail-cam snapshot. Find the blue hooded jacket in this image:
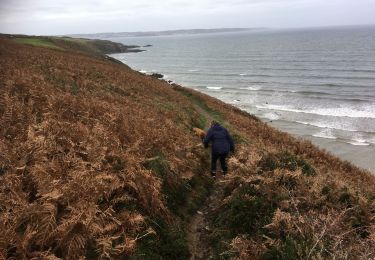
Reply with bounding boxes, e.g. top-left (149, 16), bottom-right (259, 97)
top-left (203, 123), bottom-right (234, 155)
